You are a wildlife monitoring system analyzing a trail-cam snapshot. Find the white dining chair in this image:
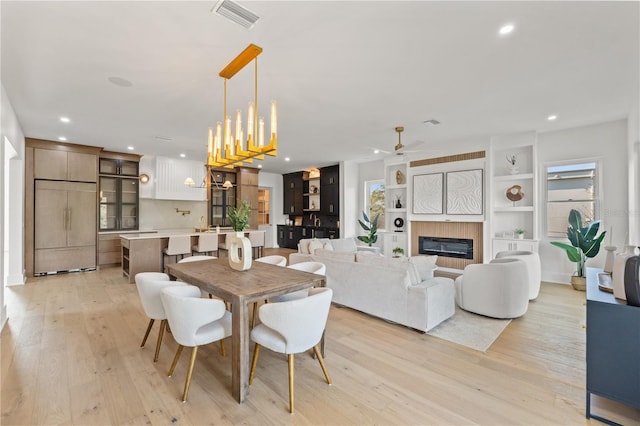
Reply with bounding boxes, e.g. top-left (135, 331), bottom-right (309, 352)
top-left (256, 255), bottom-right (287, 266)
top-left (248, 231), bottom-right (265, 258)
top-left (249, 287), bottom-right (333, 413)
top-left (192, 233), bottom-right (219, 257)
top-left (178, 255), bottom-right (222, 302)
top-left (269, 262), bottom-right (326, 303)
top-left (161, 285), bottom-right (232, 402)
top-left (135, 272), bottom-right (187, 362)
top-left (163, 235), bottom-right (191, 271)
